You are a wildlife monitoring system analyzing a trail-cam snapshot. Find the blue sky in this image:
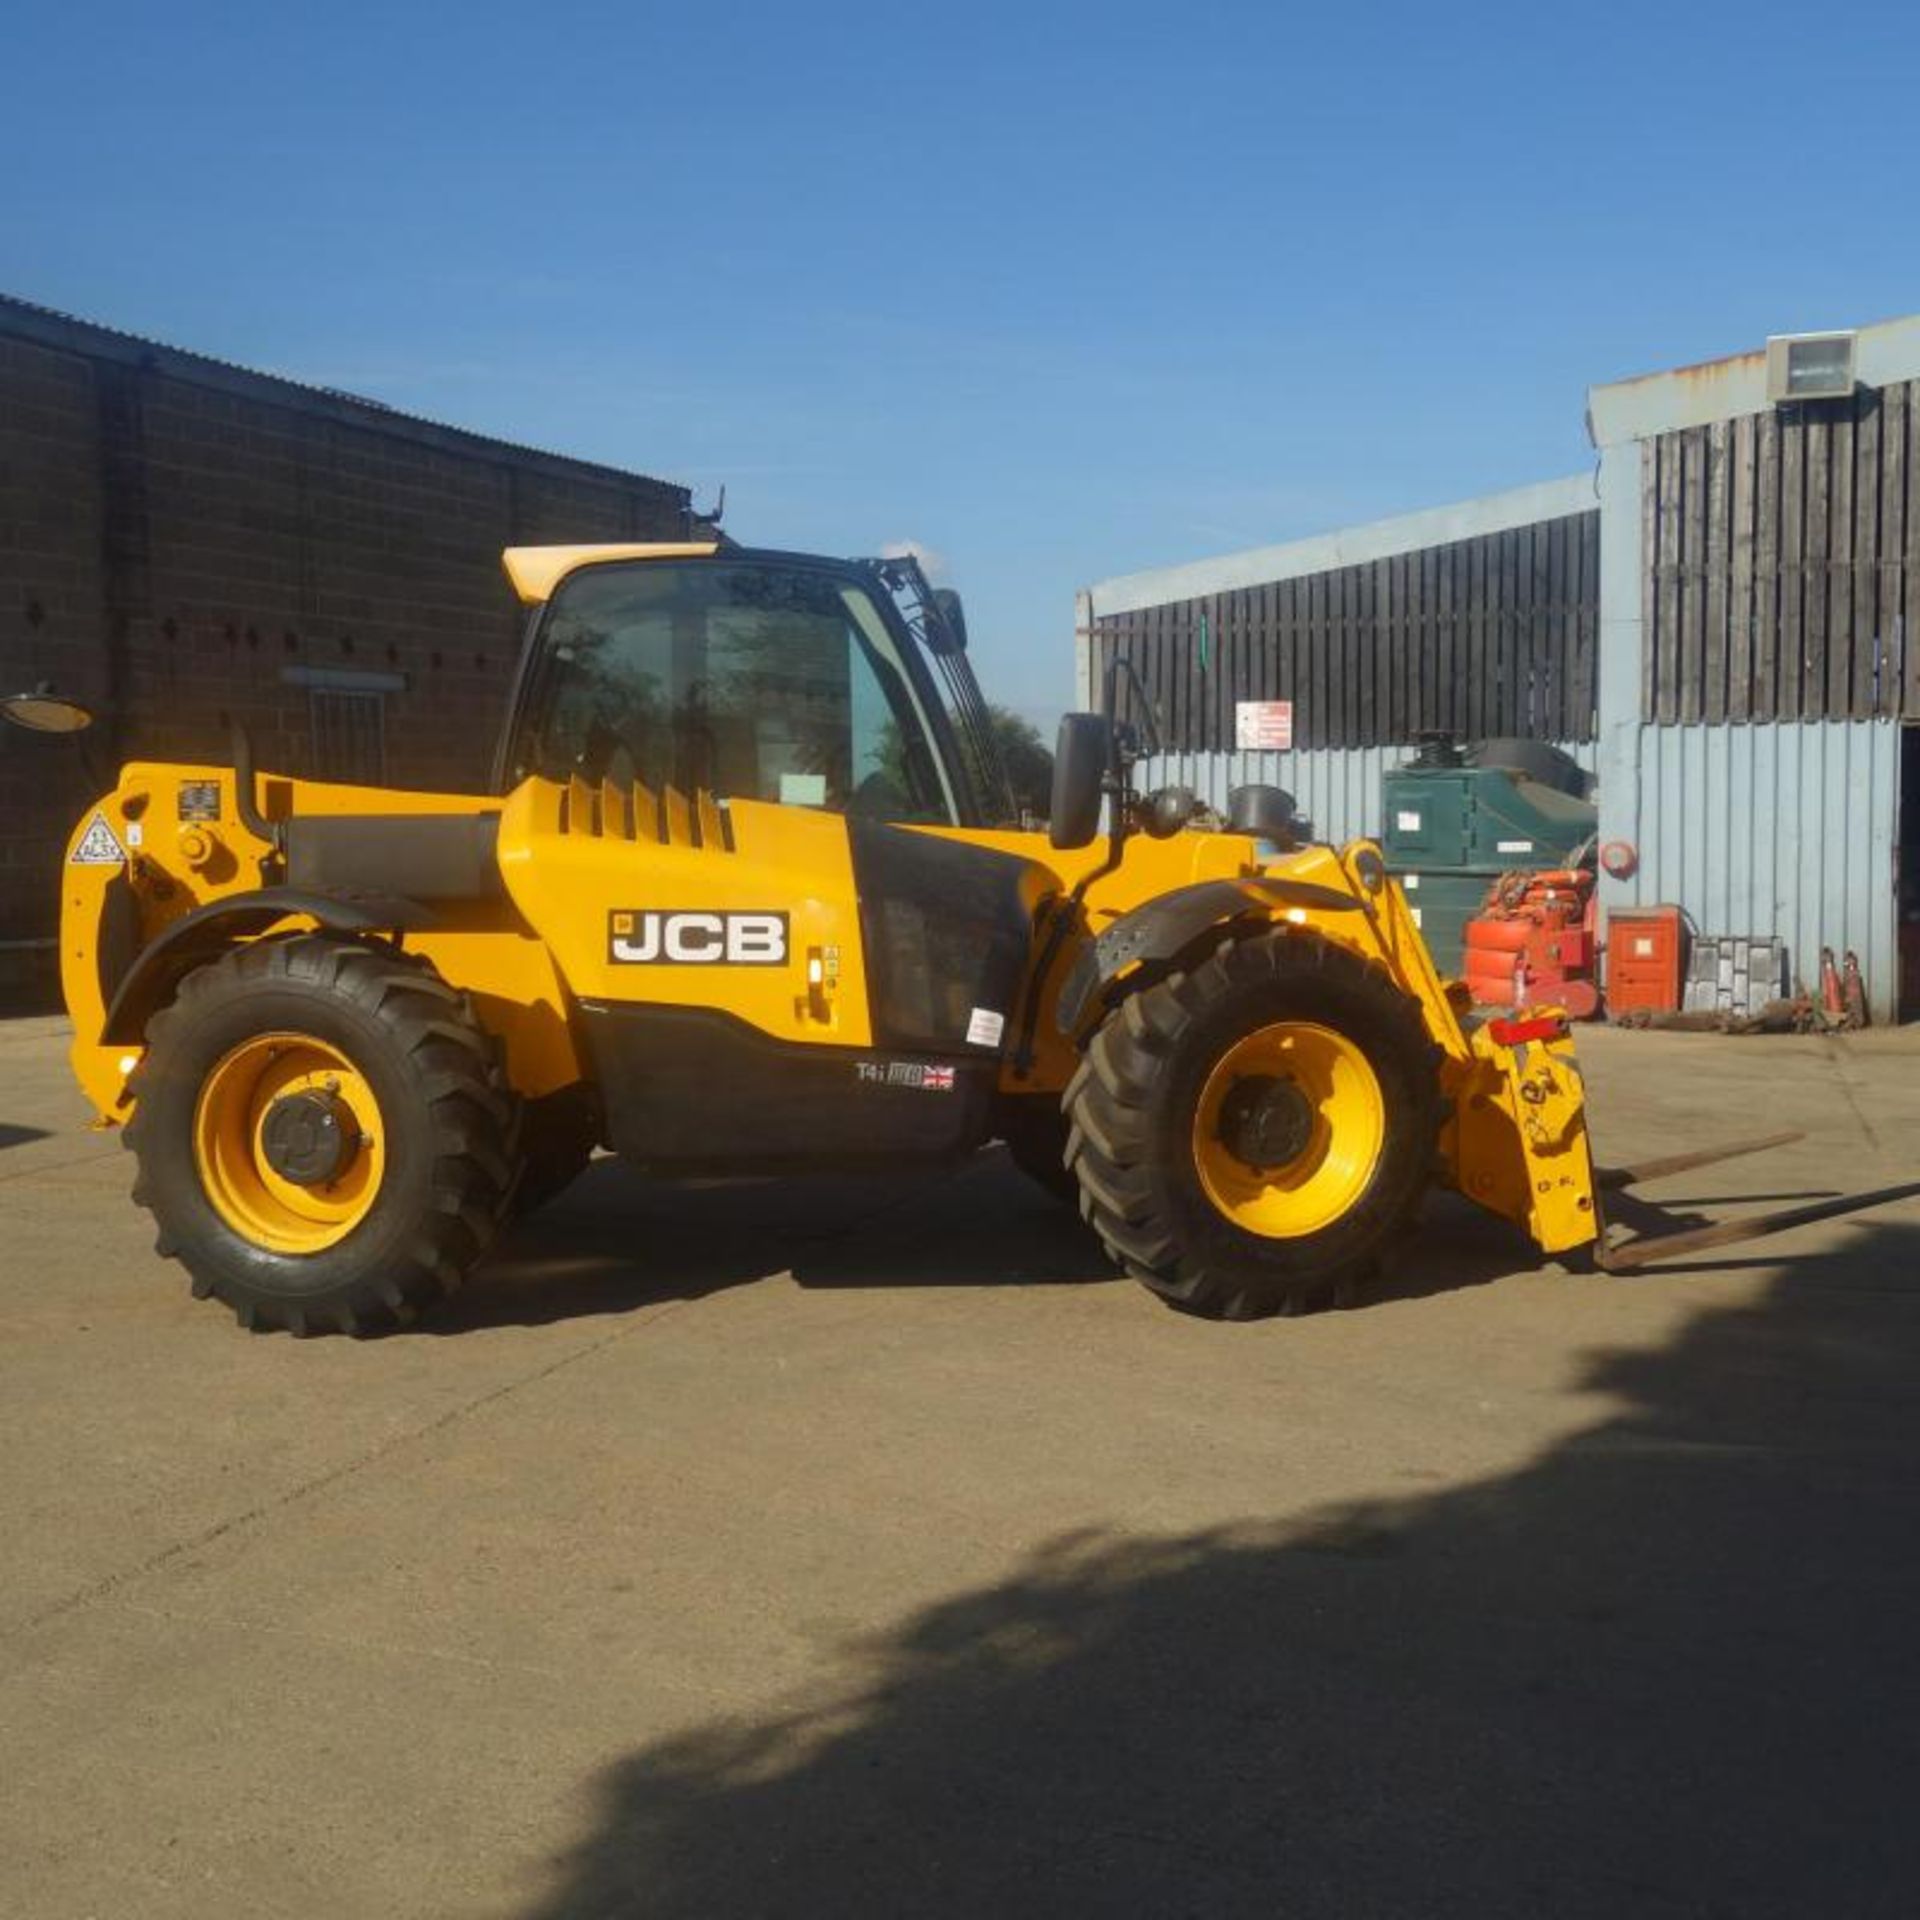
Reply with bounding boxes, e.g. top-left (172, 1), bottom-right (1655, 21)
top-left (7, 0), bottom-right (1919, 731)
